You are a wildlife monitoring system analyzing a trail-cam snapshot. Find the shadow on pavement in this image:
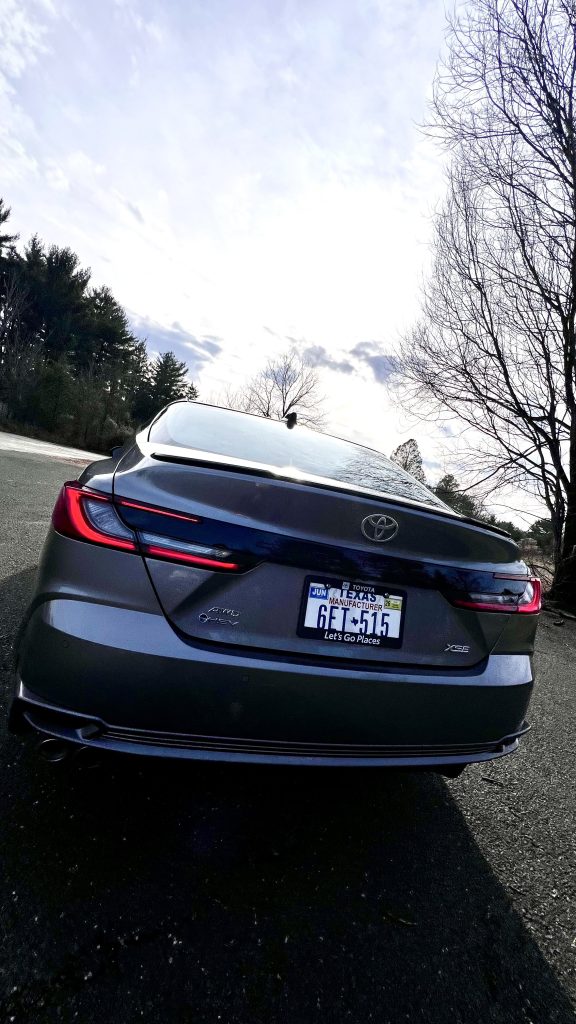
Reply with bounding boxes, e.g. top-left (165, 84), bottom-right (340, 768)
top-left (0, 565), bottom-right (38, 722)
top-left (0, 567), bottom-right (574, 1023)
top-left (0, 565), bottom-right (38, 634)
